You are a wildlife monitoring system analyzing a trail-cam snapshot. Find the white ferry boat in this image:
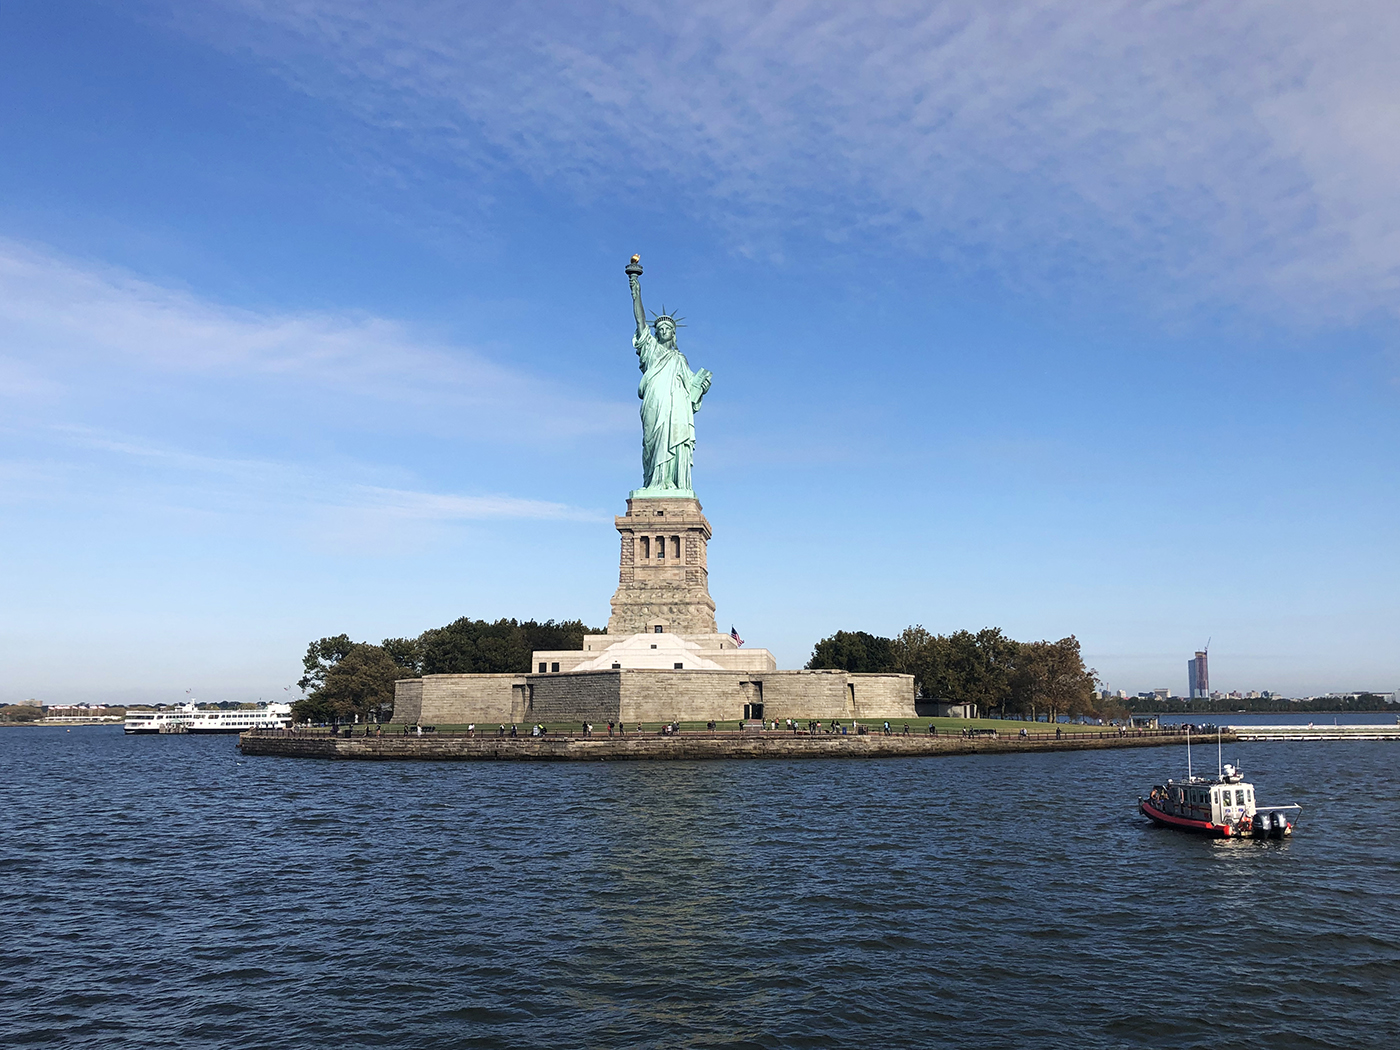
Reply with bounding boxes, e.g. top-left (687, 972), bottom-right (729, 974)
top-left (124, 705), bottom-right (198, 734)
top-left (186, 704), bottom-right (292, 734)
top-left (1139, 733), bottom-right (1301, 838)
top-left (125, 702), bottom-right (292, 735)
